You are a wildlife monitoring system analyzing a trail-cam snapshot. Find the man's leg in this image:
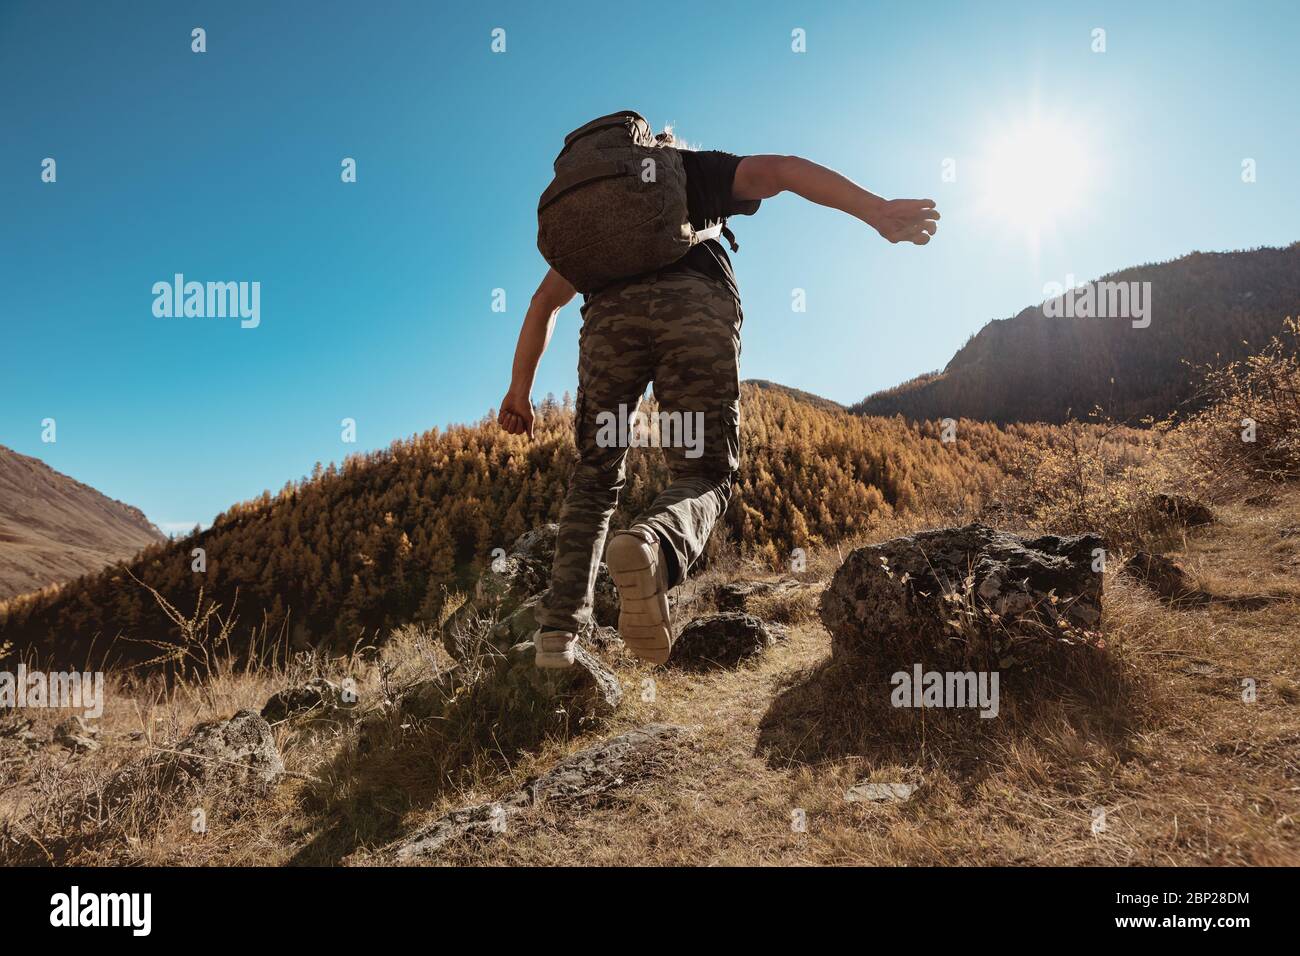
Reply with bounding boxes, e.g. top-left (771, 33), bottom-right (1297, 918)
top-left (635, 273), bottom-right (742, 586)
top-left (536, 284), bottom-right (654, 648)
